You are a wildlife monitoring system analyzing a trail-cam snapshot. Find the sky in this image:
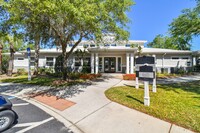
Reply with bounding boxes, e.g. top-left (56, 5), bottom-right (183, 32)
top-left (127, 0), bottom-right (200, 50)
